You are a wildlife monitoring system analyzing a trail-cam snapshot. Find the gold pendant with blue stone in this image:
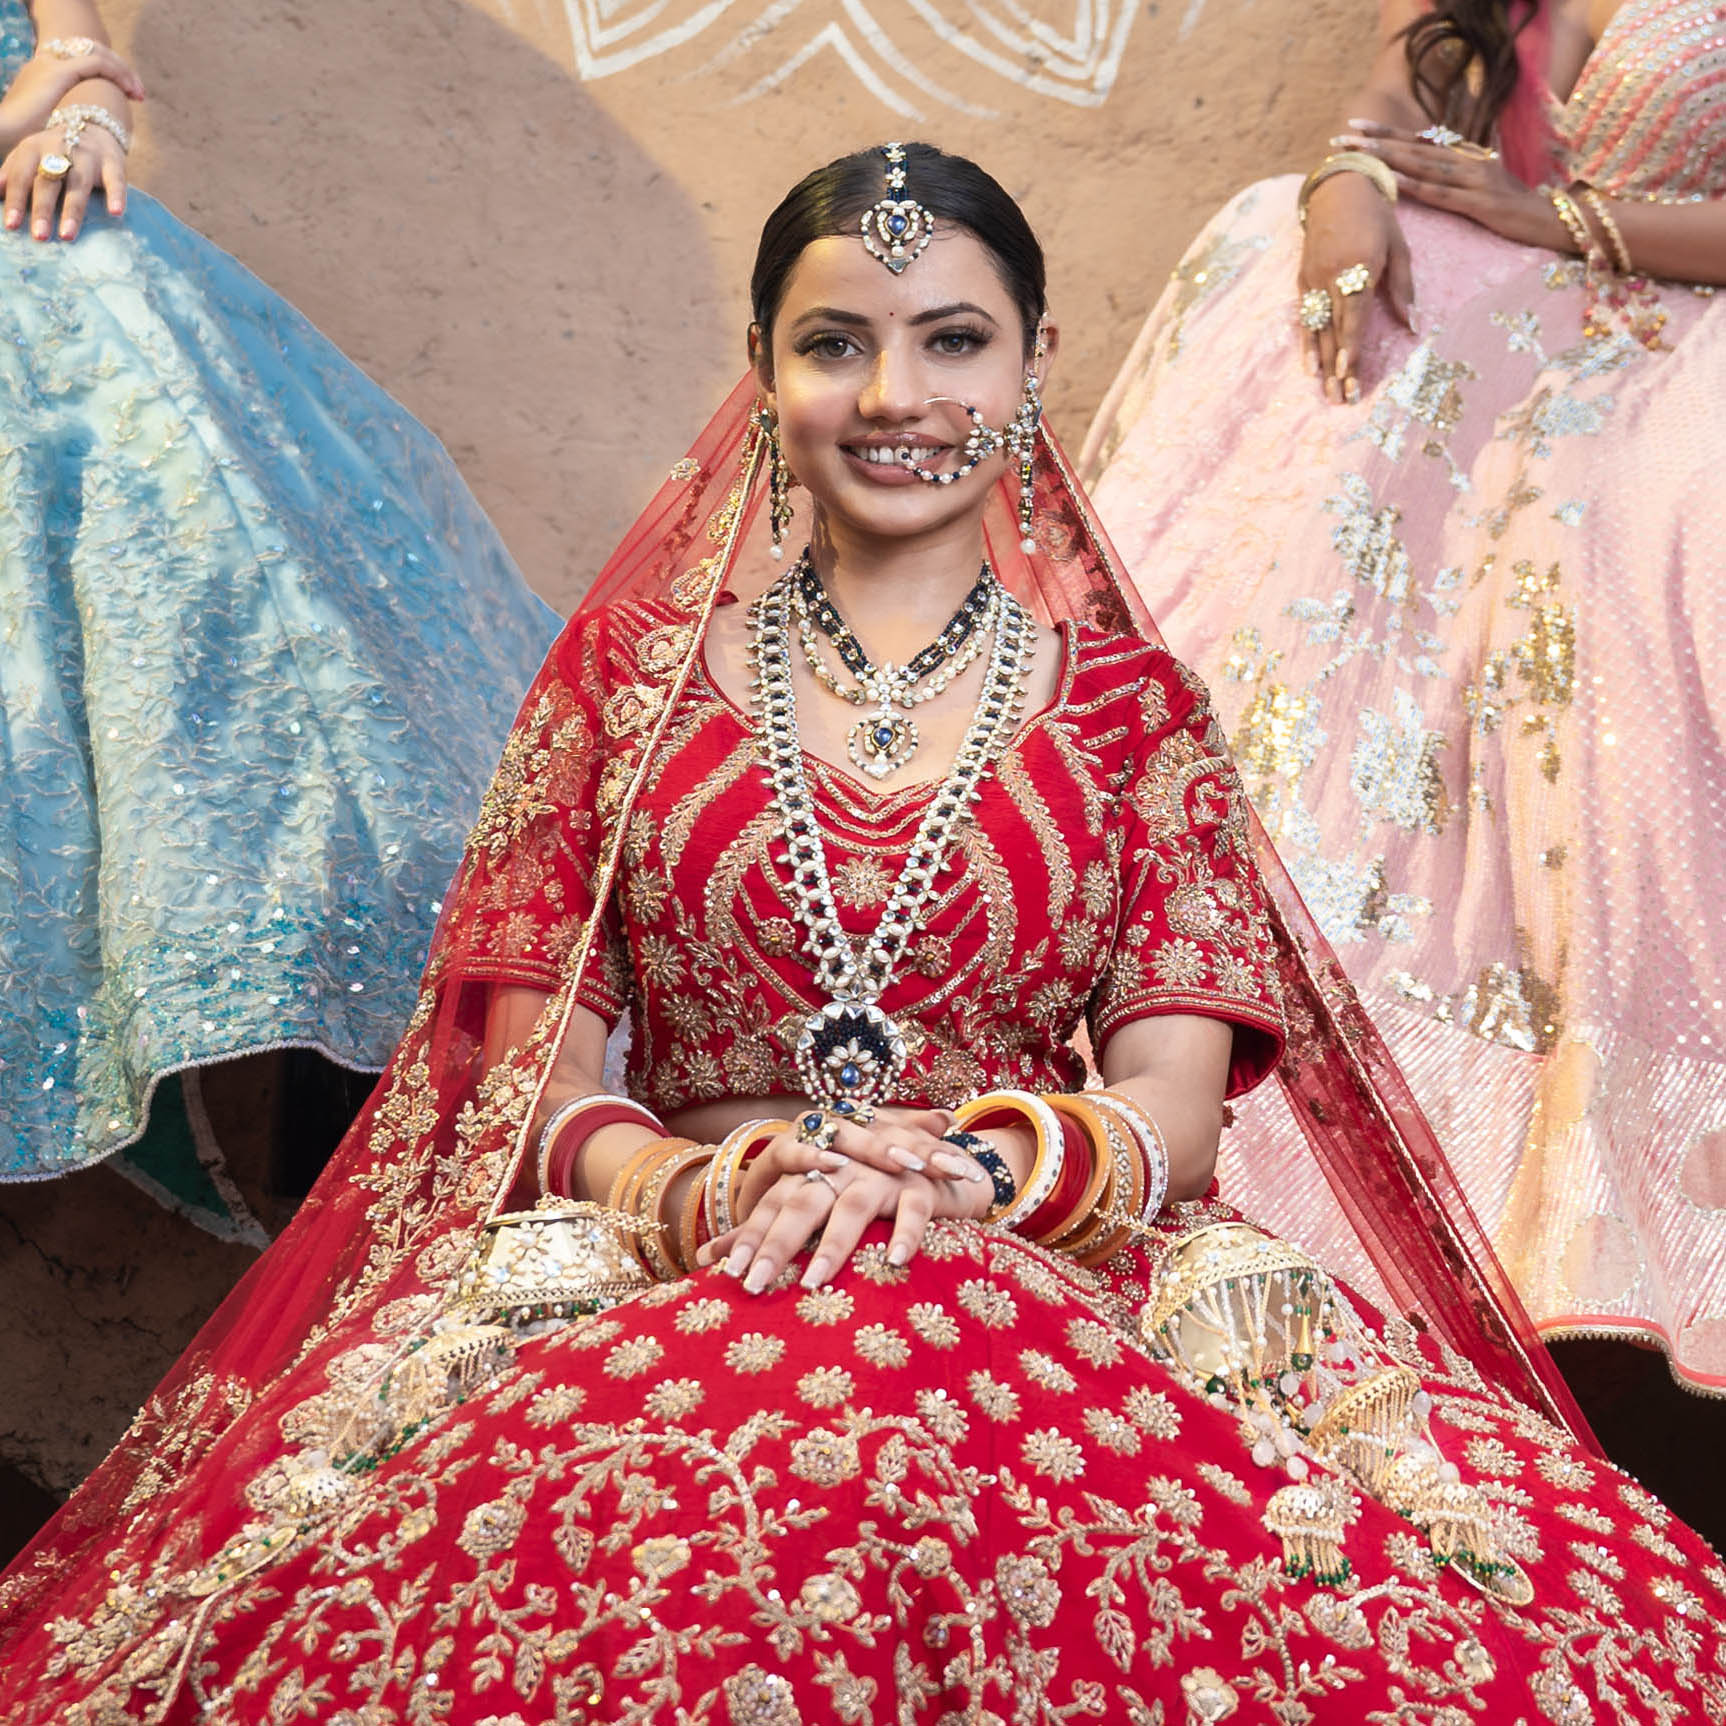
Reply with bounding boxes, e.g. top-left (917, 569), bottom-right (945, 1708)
top-left (849, 706), bottom-right (918, 780)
